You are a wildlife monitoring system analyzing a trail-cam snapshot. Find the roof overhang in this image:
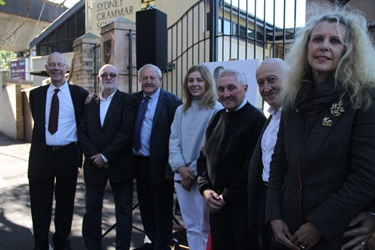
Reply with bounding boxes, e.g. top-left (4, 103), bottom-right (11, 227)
top-left (29, 0), bottom-right (84, 49)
